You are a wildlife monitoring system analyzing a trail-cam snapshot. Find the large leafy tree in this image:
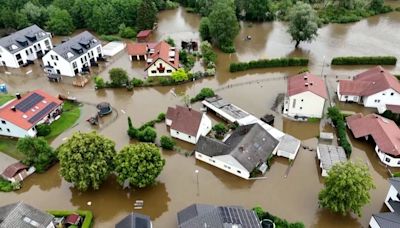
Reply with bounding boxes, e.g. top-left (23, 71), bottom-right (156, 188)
top-left (109, 68), bottom-right (129, 86)
top-left (47, 6), bottom-right (74, 35)
top-left (199, 17), bottom-right (211, 42)
top-left (17, 136), bottom-right (56, 173)
top-left (114, 143), bottom-right (165, 188)
top-left (319, 162), bottom-right (375, 216)
top-left (89, 4), bottom-right (120, 34)
top-left (136, 0), bottom-right (157, 30)
top-left (237, 0), bottom-right (273, 21)
top-left (57, 131), bottom-right (116, 191)
top-left (20, 2), bottom-right (49, 27)
top-left (287, 2), bottom-right (319, 48)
